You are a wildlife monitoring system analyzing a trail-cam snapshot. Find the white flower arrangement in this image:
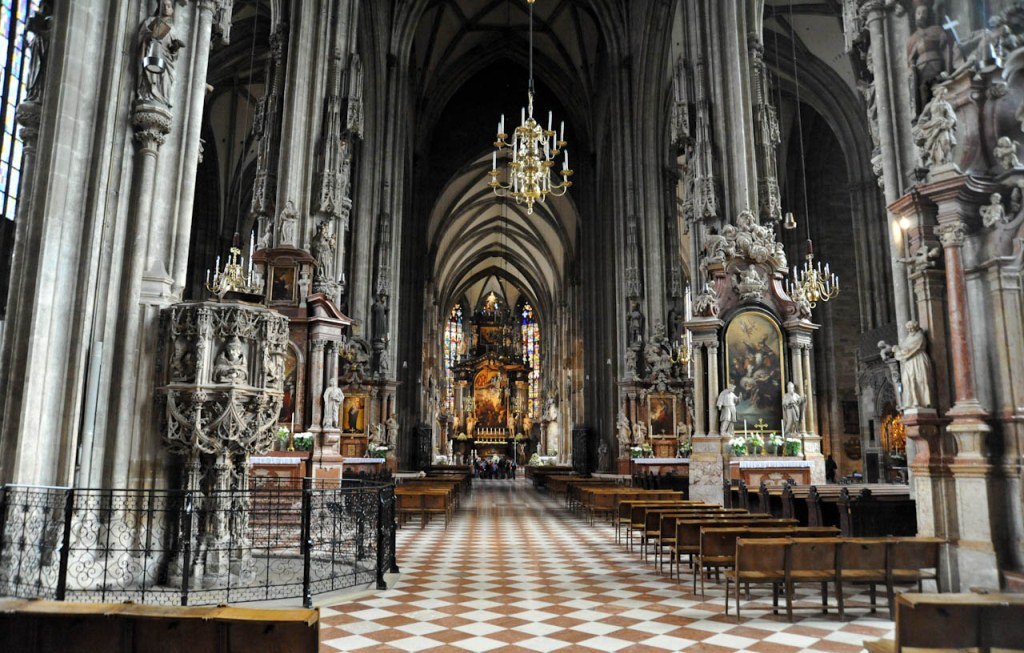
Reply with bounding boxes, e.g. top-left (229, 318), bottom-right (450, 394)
top-left (527, 453), bottom-right (543, 466)
top-left (367, 442), bottom-right (390, 458)
top-left (747, 432), bottom-right (765, 448)
top-left (783, 437), bottom-right (802, 456)
top-left (767, 433), bottom-right (784, 448)
top-left (729, 435), bottom-right (747, 455)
